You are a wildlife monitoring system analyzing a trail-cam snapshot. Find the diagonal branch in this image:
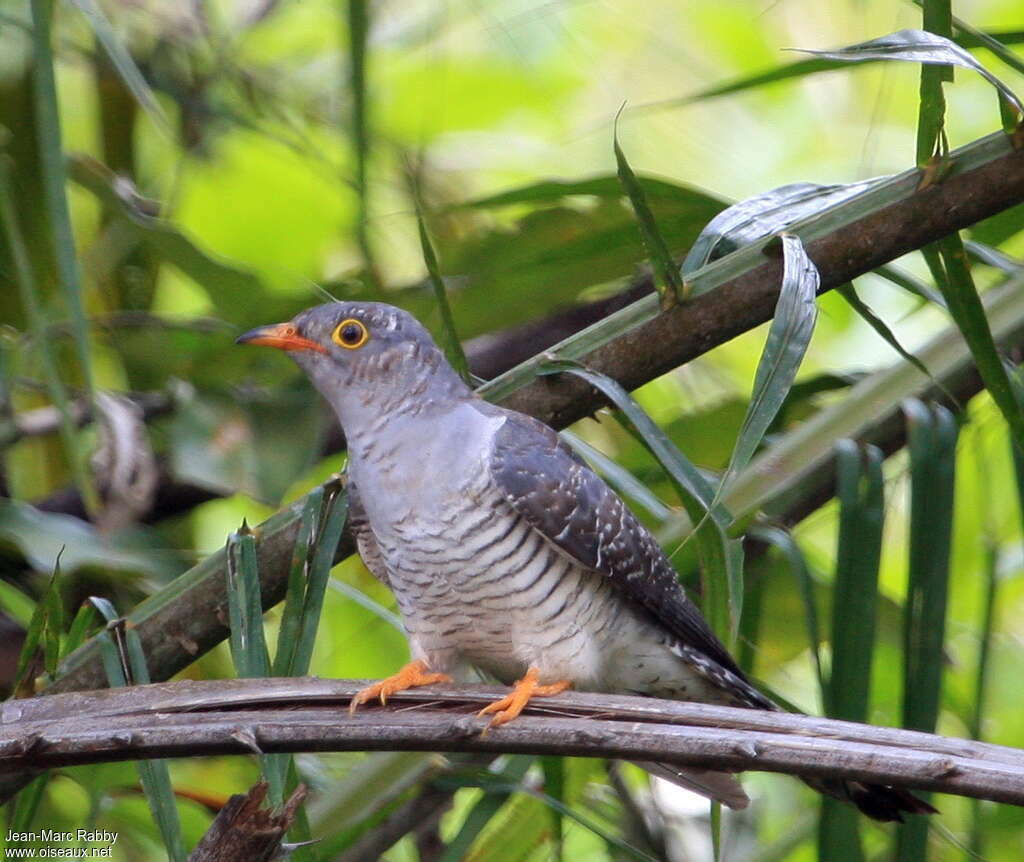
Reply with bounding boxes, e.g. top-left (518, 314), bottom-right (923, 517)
top-left (4, 679), bottom-right (1024, 806)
